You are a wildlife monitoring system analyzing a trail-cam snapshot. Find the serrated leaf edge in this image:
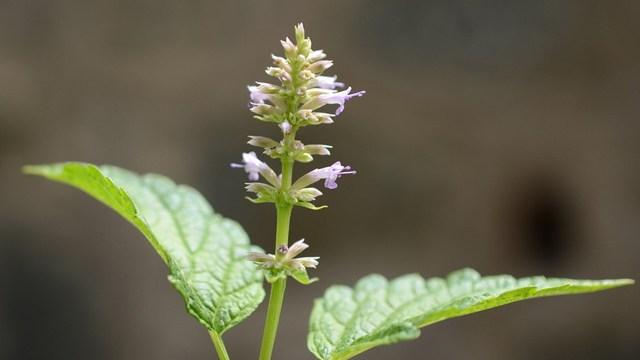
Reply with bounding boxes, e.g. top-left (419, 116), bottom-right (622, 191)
top-left (308, 268), bottom-right (633, 360)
